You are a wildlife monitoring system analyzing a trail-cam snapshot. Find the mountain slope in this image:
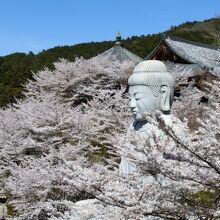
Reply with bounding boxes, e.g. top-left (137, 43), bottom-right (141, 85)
top-left (0, 17), bottom-right (219, 107)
